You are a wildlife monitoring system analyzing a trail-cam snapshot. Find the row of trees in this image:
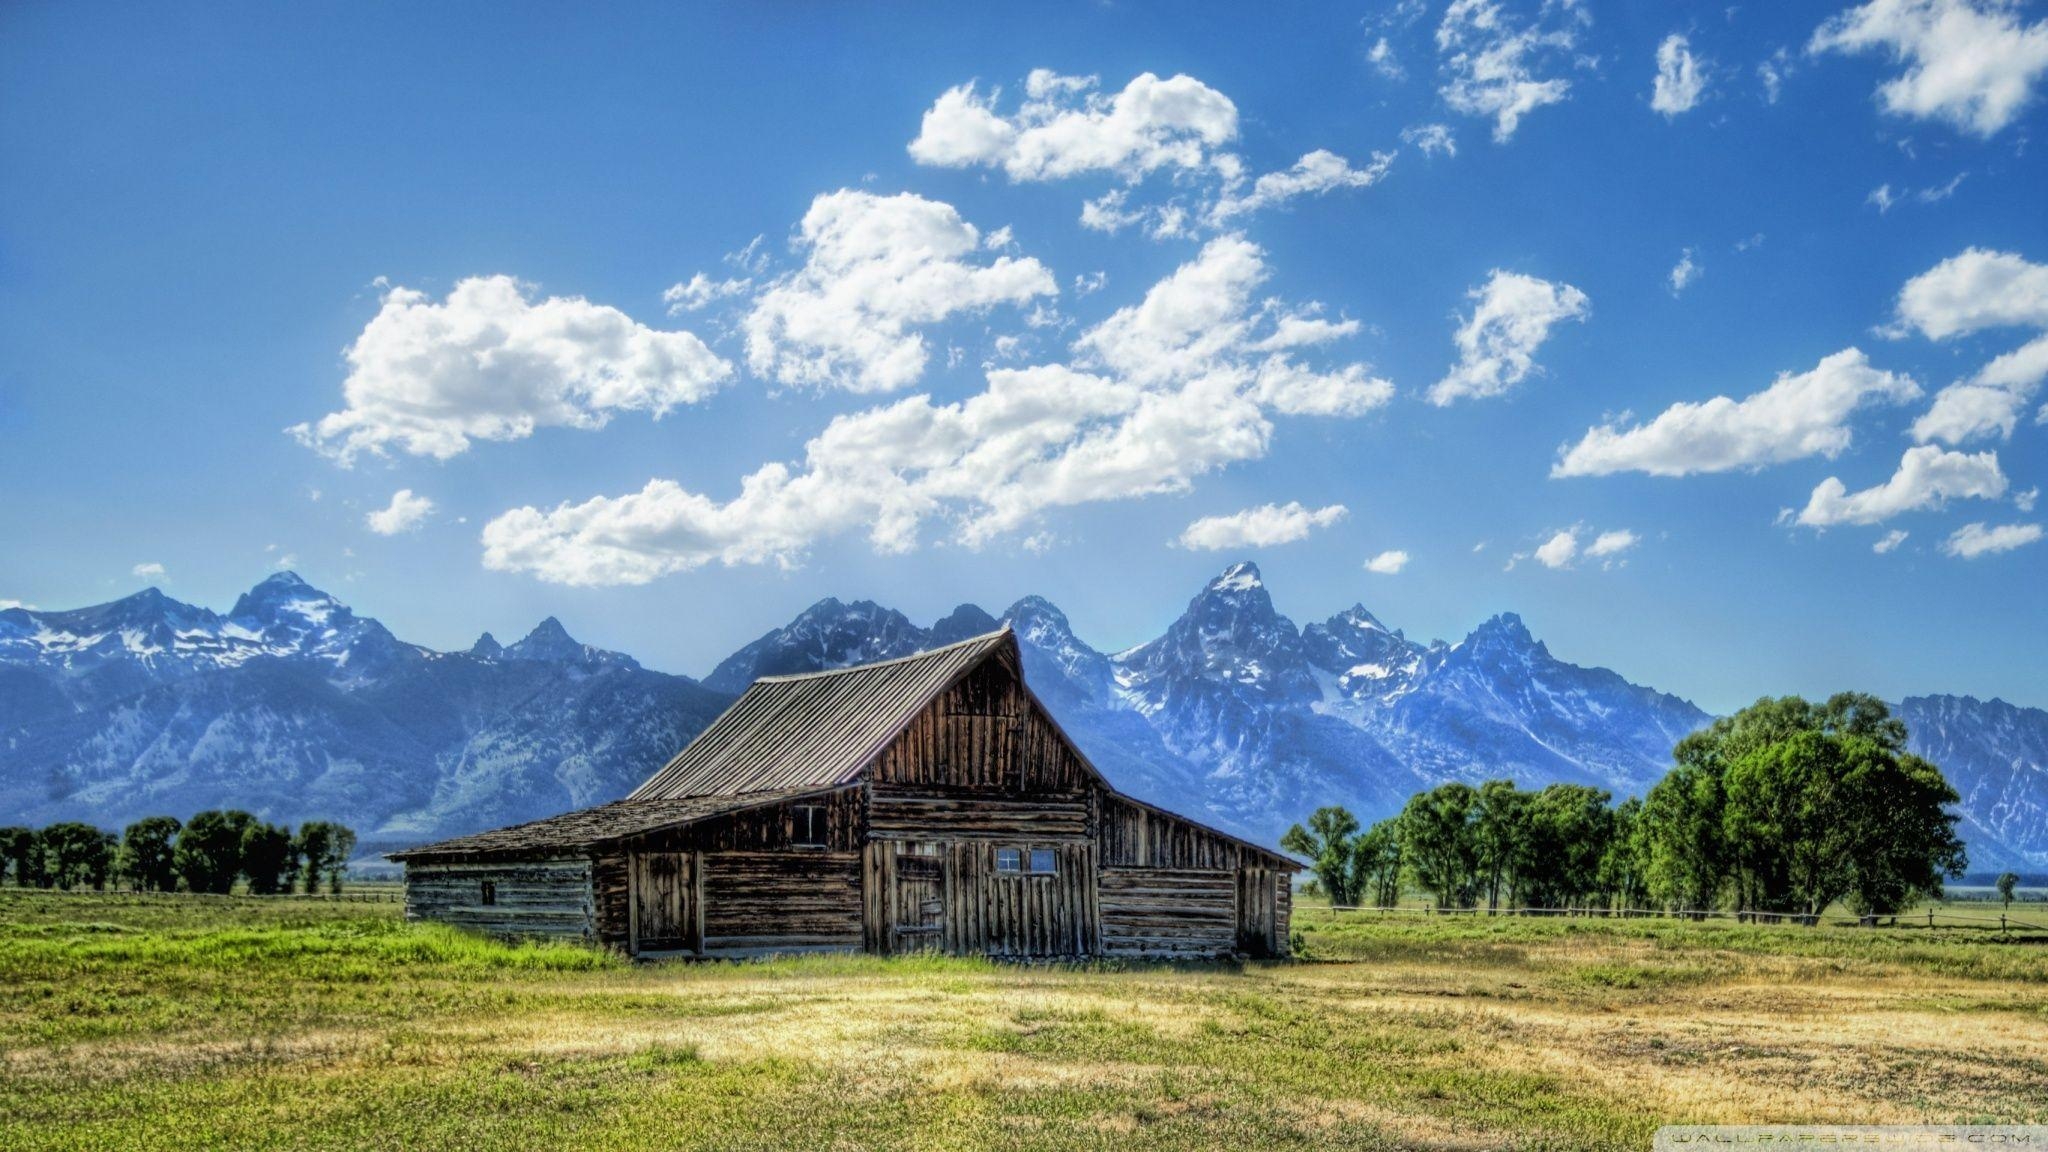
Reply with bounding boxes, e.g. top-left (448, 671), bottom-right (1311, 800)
top-left (0, 813), bottom-right (357, 895)
top-left (1284, 693), bottom-right (1968, 920)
